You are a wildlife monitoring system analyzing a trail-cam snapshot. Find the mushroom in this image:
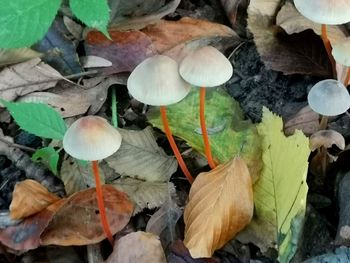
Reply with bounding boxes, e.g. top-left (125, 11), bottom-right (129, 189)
top-left (127, 55), bottom-right (194, 183)
top-left (308, 79), bottom-right (350, 129)
top-left (63, 116), bottom-right (122, 244)
top-left (294, 0), bottom-right (350, 77)
top-left (332, 38), bottom-right (350, 86)
top-left (179, 46), bottom-right (233, 169)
